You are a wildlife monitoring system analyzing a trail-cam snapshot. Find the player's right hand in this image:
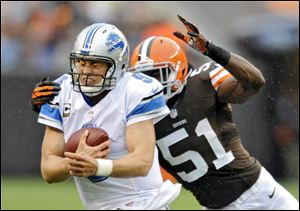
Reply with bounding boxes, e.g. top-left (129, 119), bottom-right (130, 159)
top-left (31, 76), bottom-right (61, 113)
